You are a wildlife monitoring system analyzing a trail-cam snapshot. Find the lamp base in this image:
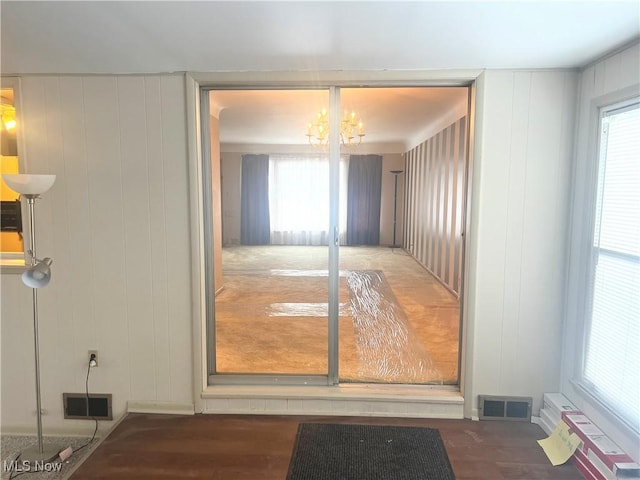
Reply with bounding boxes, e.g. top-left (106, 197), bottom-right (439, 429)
top-left (19, 444), bottom-right (61, 464)
top-left (388, 245), bottom-right (403, 249)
